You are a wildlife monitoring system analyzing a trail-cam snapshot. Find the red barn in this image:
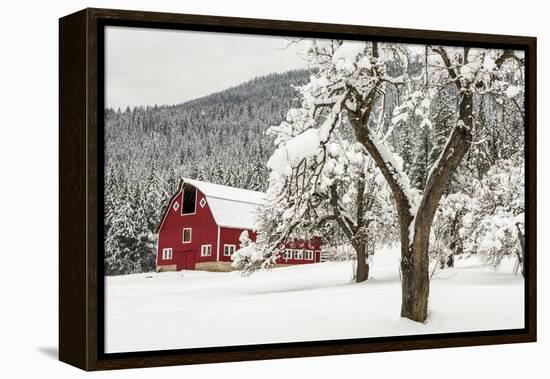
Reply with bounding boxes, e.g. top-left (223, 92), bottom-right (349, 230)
top-left (156, 178), bottom-right (322, 272)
